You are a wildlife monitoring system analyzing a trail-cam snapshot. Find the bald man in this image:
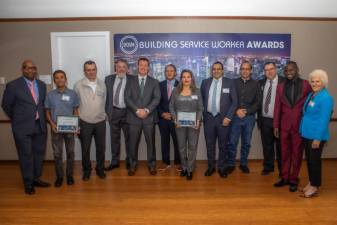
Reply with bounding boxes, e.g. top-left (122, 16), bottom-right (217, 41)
top-left (2, 60), bottom-right (50, 195)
